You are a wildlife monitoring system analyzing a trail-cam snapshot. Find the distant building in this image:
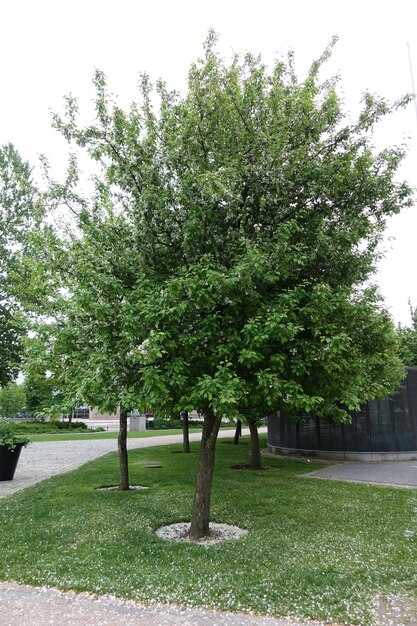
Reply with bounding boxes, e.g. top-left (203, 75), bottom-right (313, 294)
top-left (70, 407), bottom-right (119, 420)
top-left (89, 407), bottom-right (119, 420)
